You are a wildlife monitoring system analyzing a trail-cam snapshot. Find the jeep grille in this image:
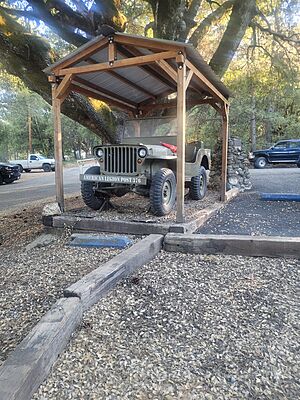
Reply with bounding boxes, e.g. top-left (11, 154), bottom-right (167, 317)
top-left (103, 146), bottom-right (138, 174)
